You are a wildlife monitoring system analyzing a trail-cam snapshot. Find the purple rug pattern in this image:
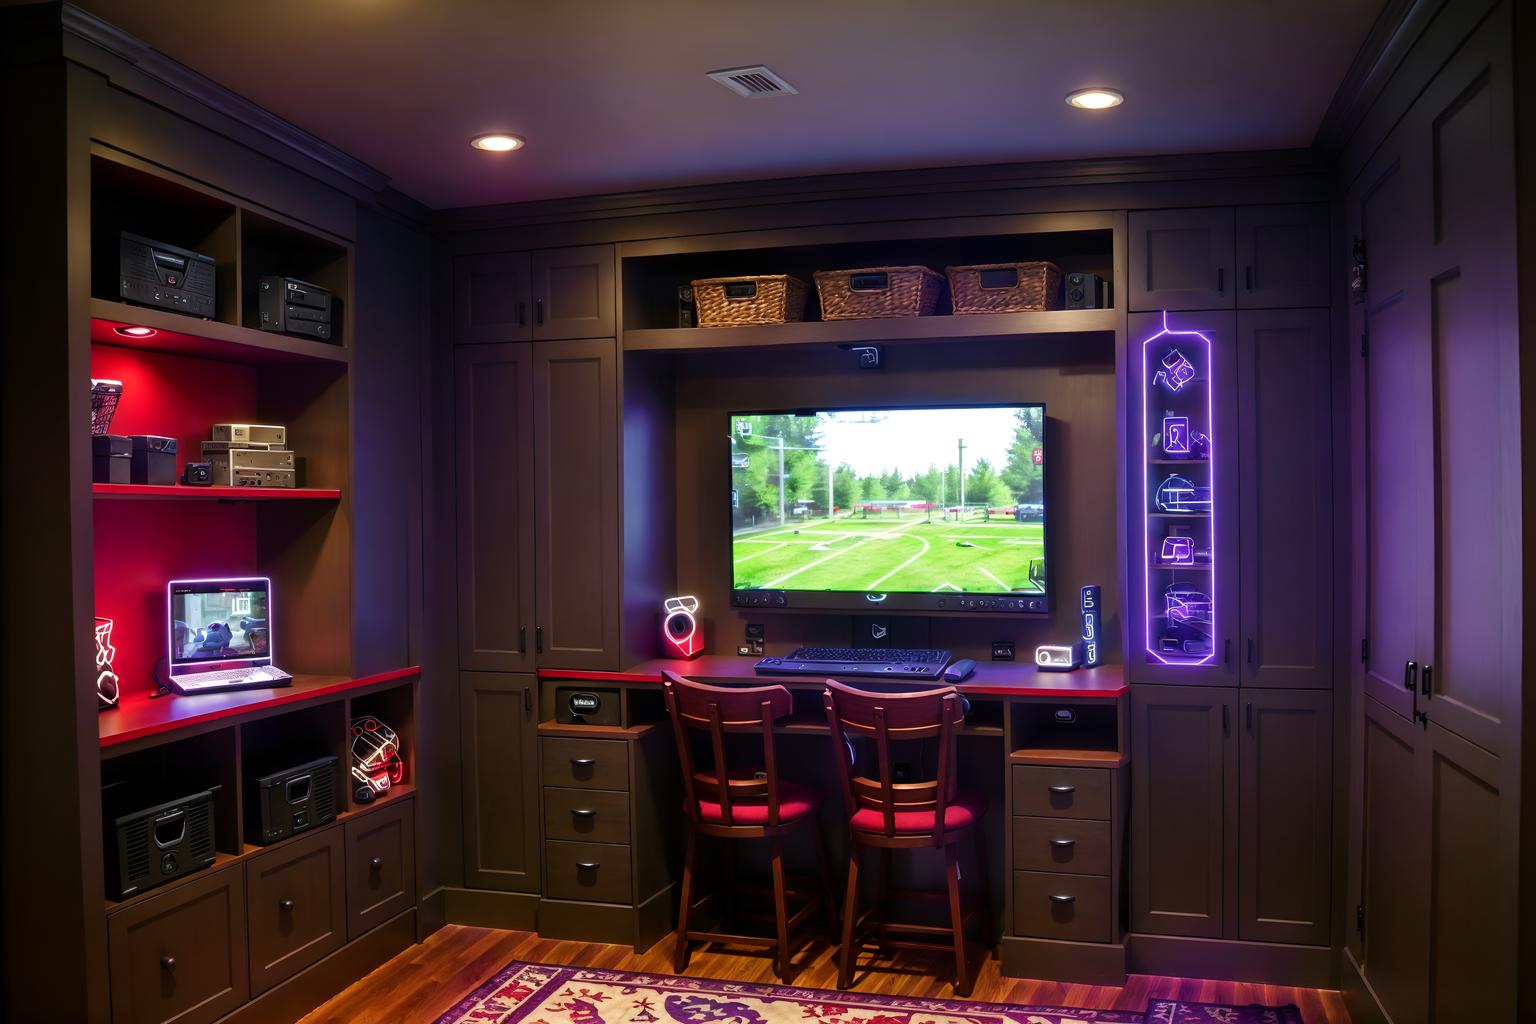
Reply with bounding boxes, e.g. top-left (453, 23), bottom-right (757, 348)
top-left (435, 961), bottom-right (1303, 1024)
